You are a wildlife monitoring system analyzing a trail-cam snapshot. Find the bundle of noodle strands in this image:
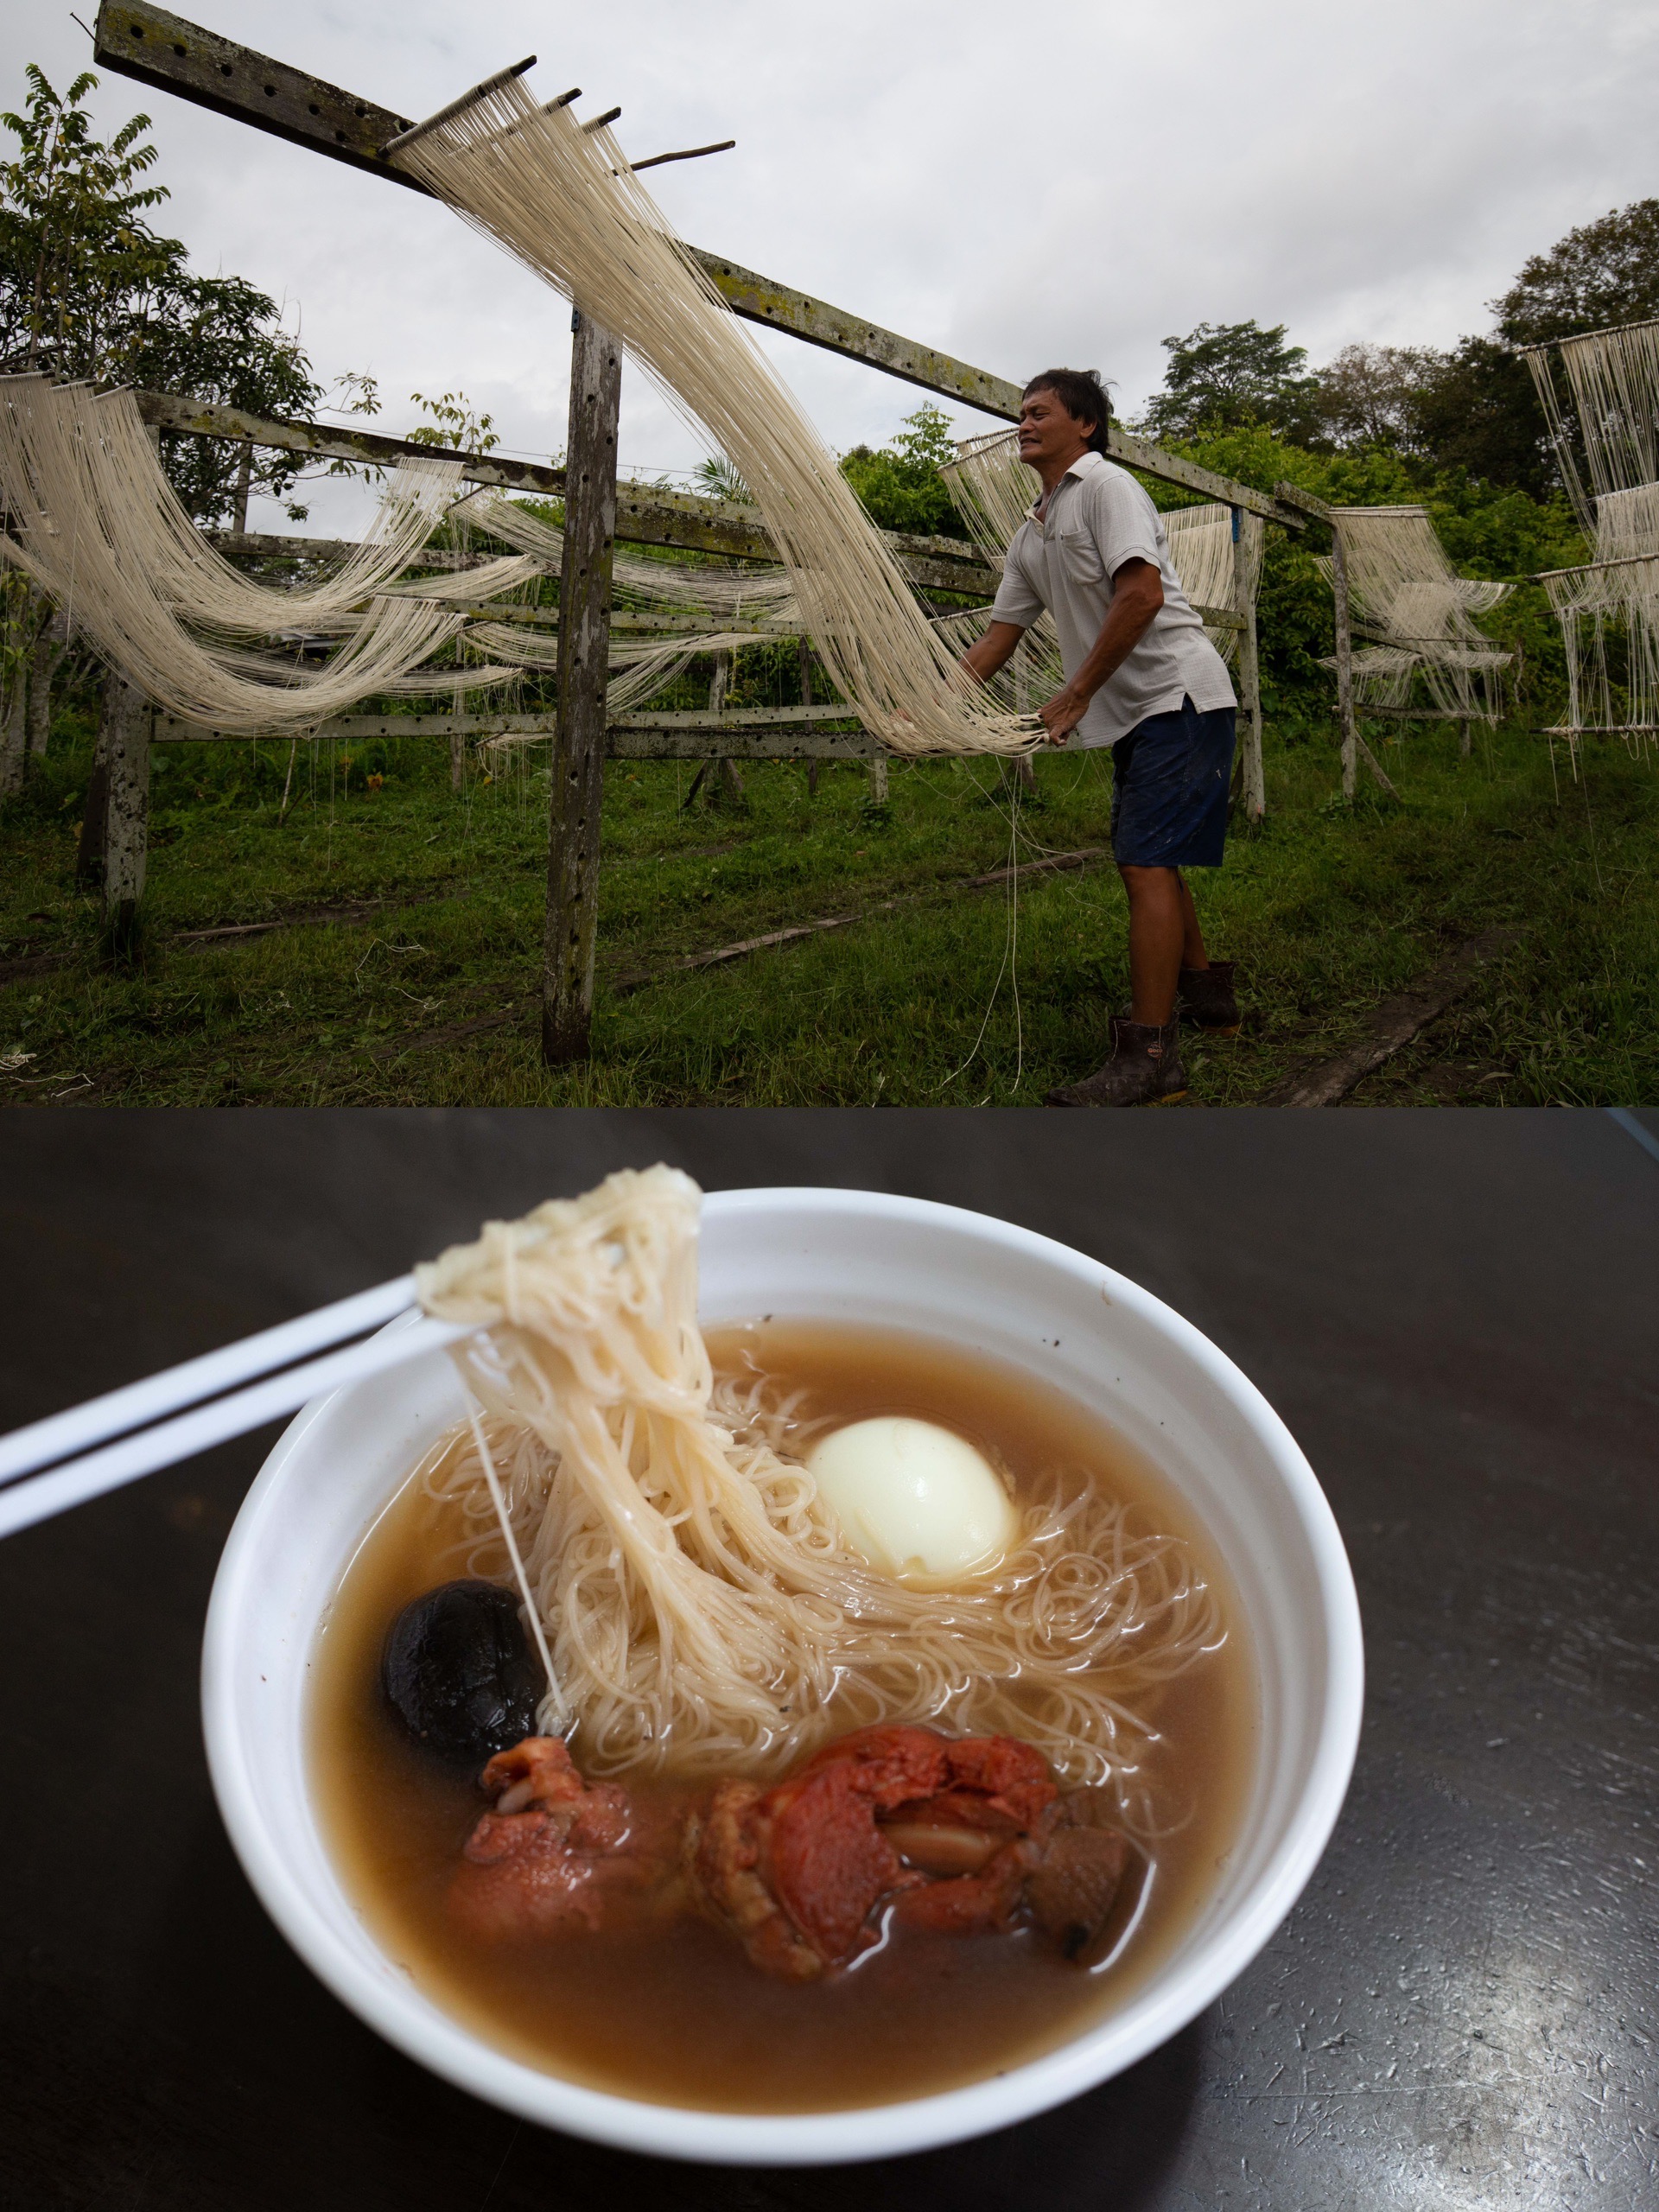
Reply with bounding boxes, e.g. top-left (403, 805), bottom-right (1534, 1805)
top-left (1543, 551), bottom-right (1659, 749)
top-left (0, 375), bottom-right (519, 733)
top-left (1524, 318), bottom-right (1659, 533)
top-left (389, 82), bottom-right (1035, 757)
top-left (464, 486), bottom-right (804, 626)
top-left (460, 485), bottom-right (810, 731)
top-left (413, 1166), bottom-right (1217, 1821)
top-left (1316, 505), bottom-right (1511, 723)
